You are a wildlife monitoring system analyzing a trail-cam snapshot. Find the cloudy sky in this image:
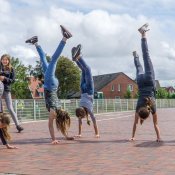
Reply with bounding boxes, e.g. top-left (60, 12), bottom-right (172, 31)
top-left (0, 0), bottom-right (175, 87)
